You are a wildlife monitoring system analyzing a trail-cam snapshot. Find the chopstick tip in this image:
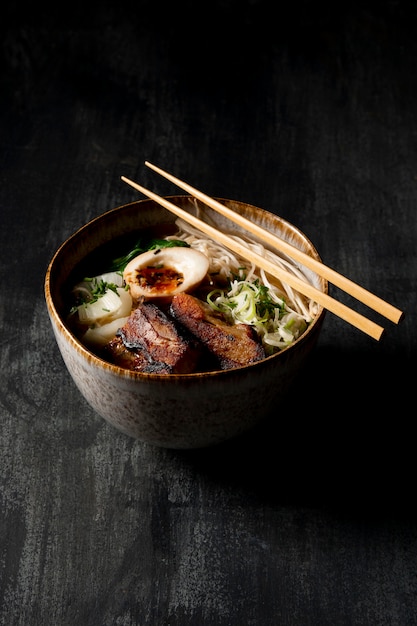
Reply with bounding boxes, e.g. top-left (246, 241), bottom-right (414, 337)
top-left (396, 309), bottom-right (405, 324)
